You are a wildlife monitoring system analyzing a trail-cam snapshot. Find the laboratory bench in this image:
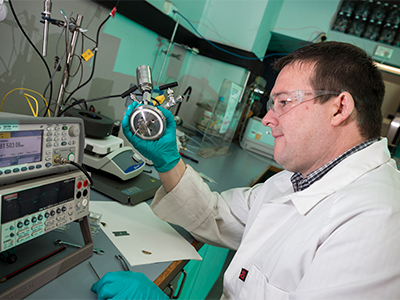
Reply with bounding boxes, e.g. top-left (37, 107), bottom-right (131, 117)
top-left (0, 142), bottom-right (280, 299)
